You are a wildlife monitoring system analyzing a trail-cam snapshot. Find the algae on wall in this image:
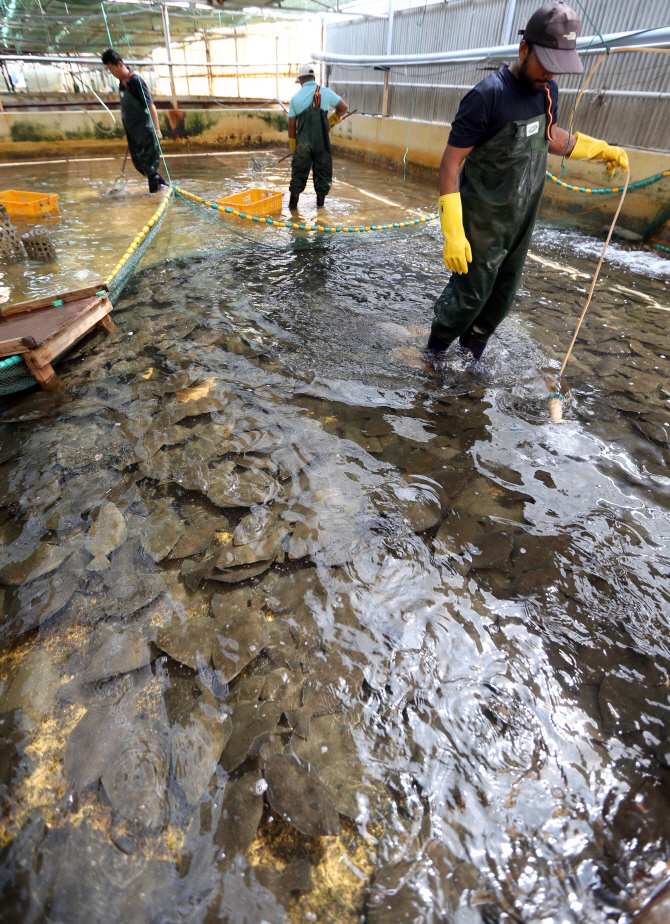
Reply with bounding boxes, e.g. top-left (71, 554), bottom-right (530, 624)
top-left (10, 118), bottom-right (125, 143)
